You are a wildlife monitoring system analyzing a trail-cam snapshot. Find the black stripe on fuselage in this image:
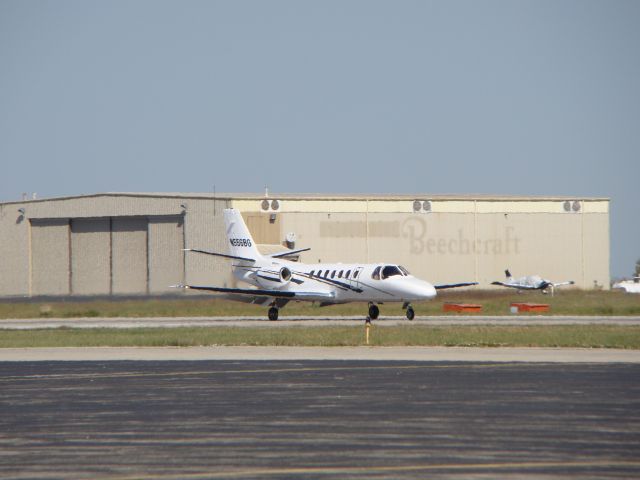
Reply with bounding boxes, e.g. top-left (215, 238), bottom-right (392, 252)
top-left (354, 280), bottom-right (396, 297)
top-left (232, 265), bottom-right (362, 293)
top-left (295, 272), bottom-right (364, 293)
top-left (255, 273), bottom-right (305, 285)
